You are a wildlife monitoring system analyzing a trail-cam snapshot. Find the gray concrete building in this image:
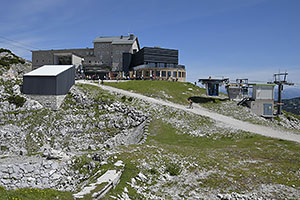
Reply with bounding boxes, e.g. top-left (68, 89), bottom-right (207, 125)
top-left (245, 83), bottom-right (276, 117)
top-left (32, 34), bottom-right (140, 78)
